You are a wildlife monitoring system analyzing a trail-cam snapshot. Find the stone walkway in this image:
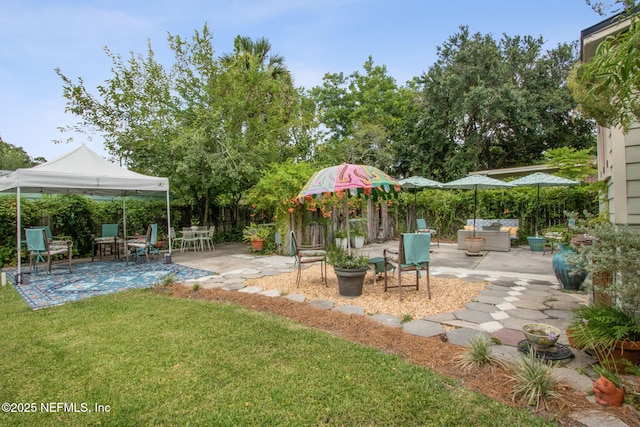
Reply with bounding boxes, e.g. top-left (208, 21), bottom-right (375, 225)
top-left (172, 242), bottom-right (632, 427)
